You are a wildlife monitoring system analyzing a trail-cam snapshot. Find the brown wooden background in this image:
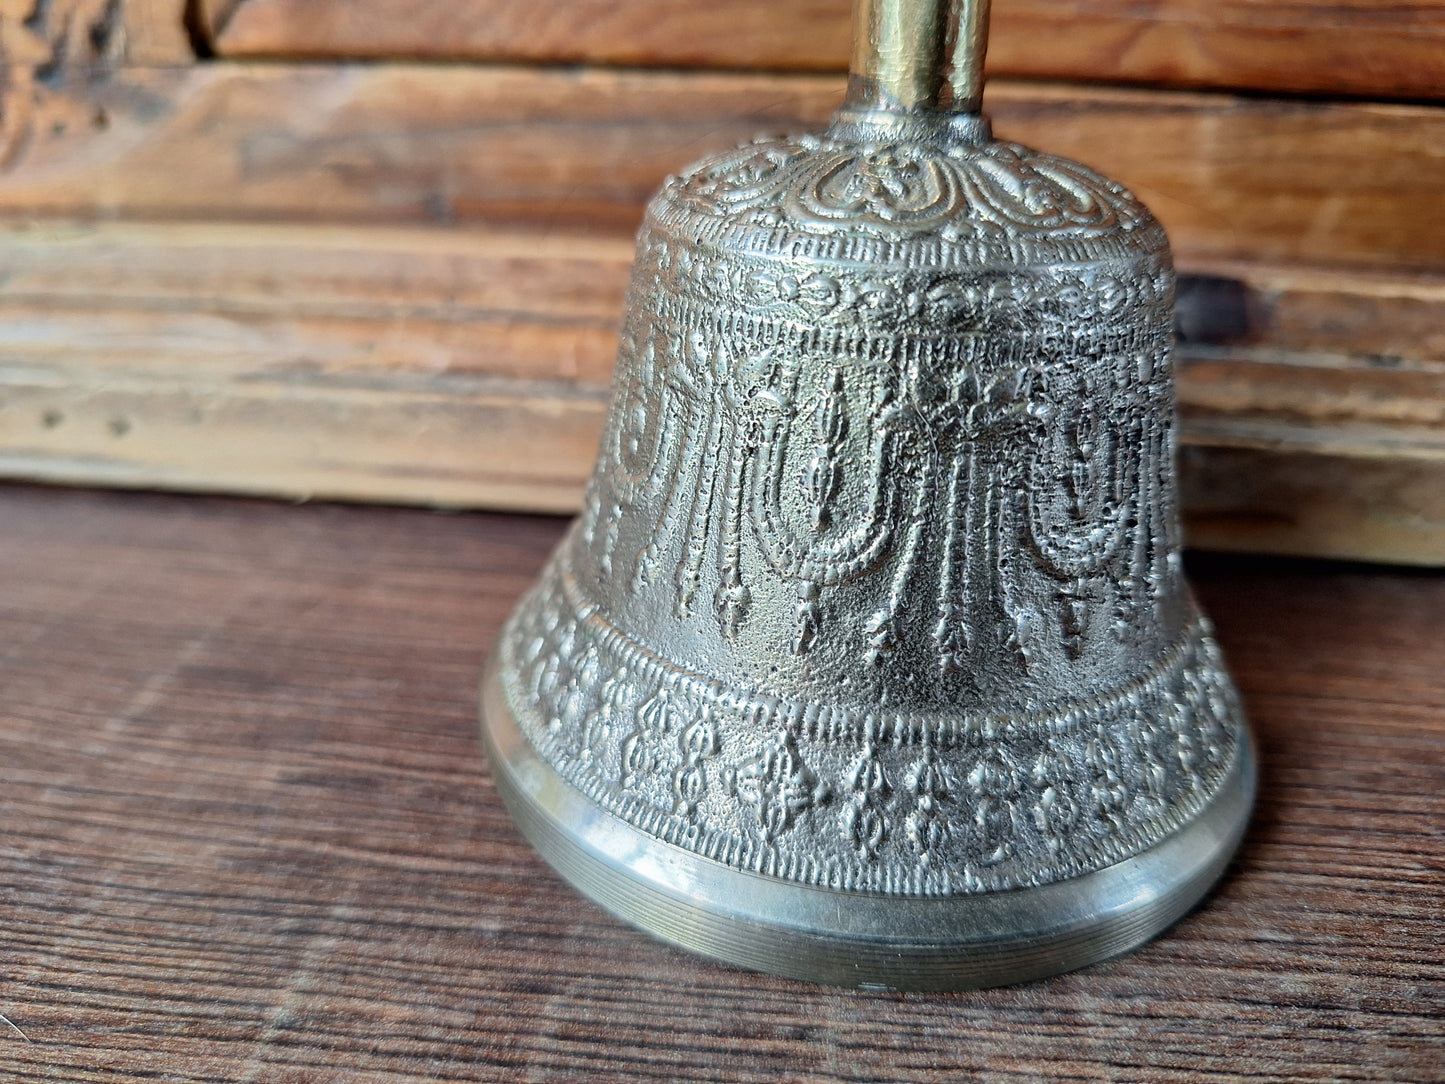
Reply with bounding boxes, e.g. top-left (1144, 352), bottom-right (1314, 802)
top-left (1, 484), bottom-right (1441, 1081)
top-left (0, 6), bottom-right (1442, 1074)
top-left (0, 0), bottom-right (1441, 562)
